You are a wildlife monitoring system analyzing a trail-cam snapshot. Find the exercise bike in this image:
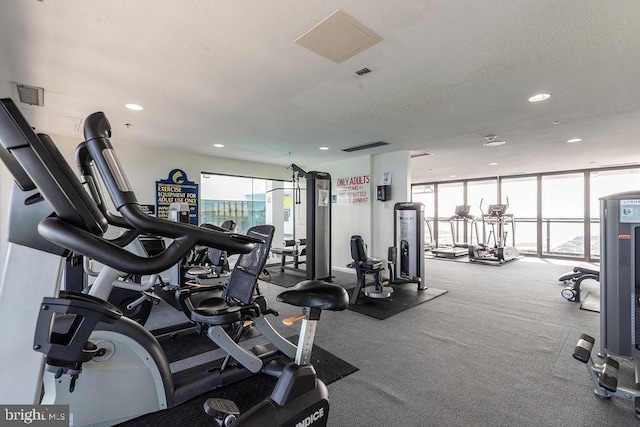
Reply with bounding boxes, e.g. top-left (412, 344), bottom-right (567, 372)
top-left (0, 99), bottom-right (349, 427)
